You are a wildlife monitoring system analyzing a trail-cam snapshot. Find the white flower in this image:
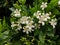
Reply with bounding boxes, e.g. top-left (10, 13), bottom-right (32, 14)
top-left (40, 2), bottom-right (47, 10)
top-left (11, 21), bottom-right (22, 30)
top-left (34, 11), bottom-right (51, 26)
top-left (35, 23), bottom-right (40, 29)
top-left (49, 18), bottom-right (57, 28)
top-left (23, 23), bottom-right (34, 34)
top-left (38, 16), bottom-right (45, 25)
top-left (42, 13), bottom-right (50, 21)
top-left (11, 22), bottom-right (17, 29)
top-left (18, 16), bottom-right (30, 24)
top-left (38, 13), bottom-right (50, 25)
top-left (16, 24), bottom-right (22, 30)
top-left (58, 0), bottom-right (60, 5)
top-left (34, 11), bottom-right (41, 19)
top-left (20, 17), bottom-right (35, 34)
top-left (15, 16), bottom-right (35, 34)
top-left (13, 9), bottom-right (21, 17)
